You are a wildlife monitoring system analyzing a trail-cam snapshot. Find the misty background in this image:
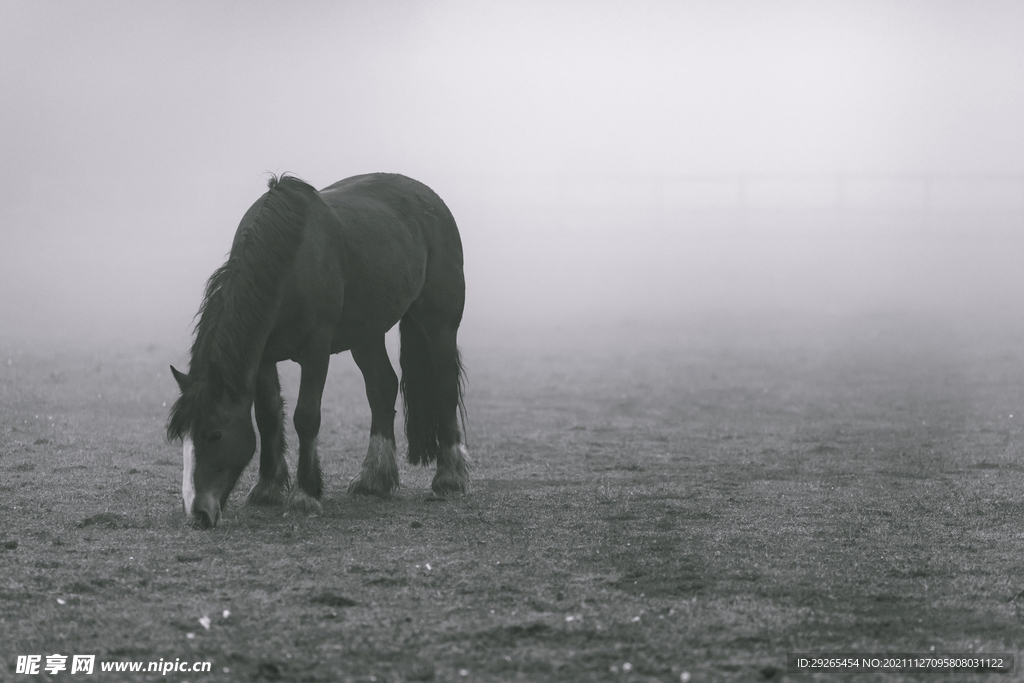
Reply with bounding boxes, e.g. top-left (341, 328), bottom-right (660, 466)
top-left (2, 1), bottom-right (1023, 352)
